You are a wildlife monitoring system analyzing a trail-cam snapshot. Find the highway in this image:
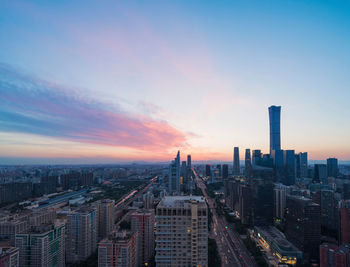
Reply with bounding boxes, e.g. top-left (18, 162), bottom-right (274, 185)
top-left (194, 170), bottom-right (257, 267)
